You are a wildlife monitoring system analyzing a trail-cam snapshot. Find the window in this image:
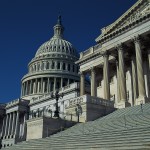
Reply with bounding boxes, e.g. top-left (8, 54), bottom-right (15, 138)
top-left (63, 63), bottom-right (66, 70)
top-left (68, 64), bottom-right (70, 71)
top-left (52, 61), bottom-right (55, 69)
top-left (72, 65), bottom-right (75, 72)
top-left (37, 63), bottom-right (40, 71)
top-left (57, 62), bottom-right (60, 69)
top-left (46, 62), bottom-right (49, 69)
